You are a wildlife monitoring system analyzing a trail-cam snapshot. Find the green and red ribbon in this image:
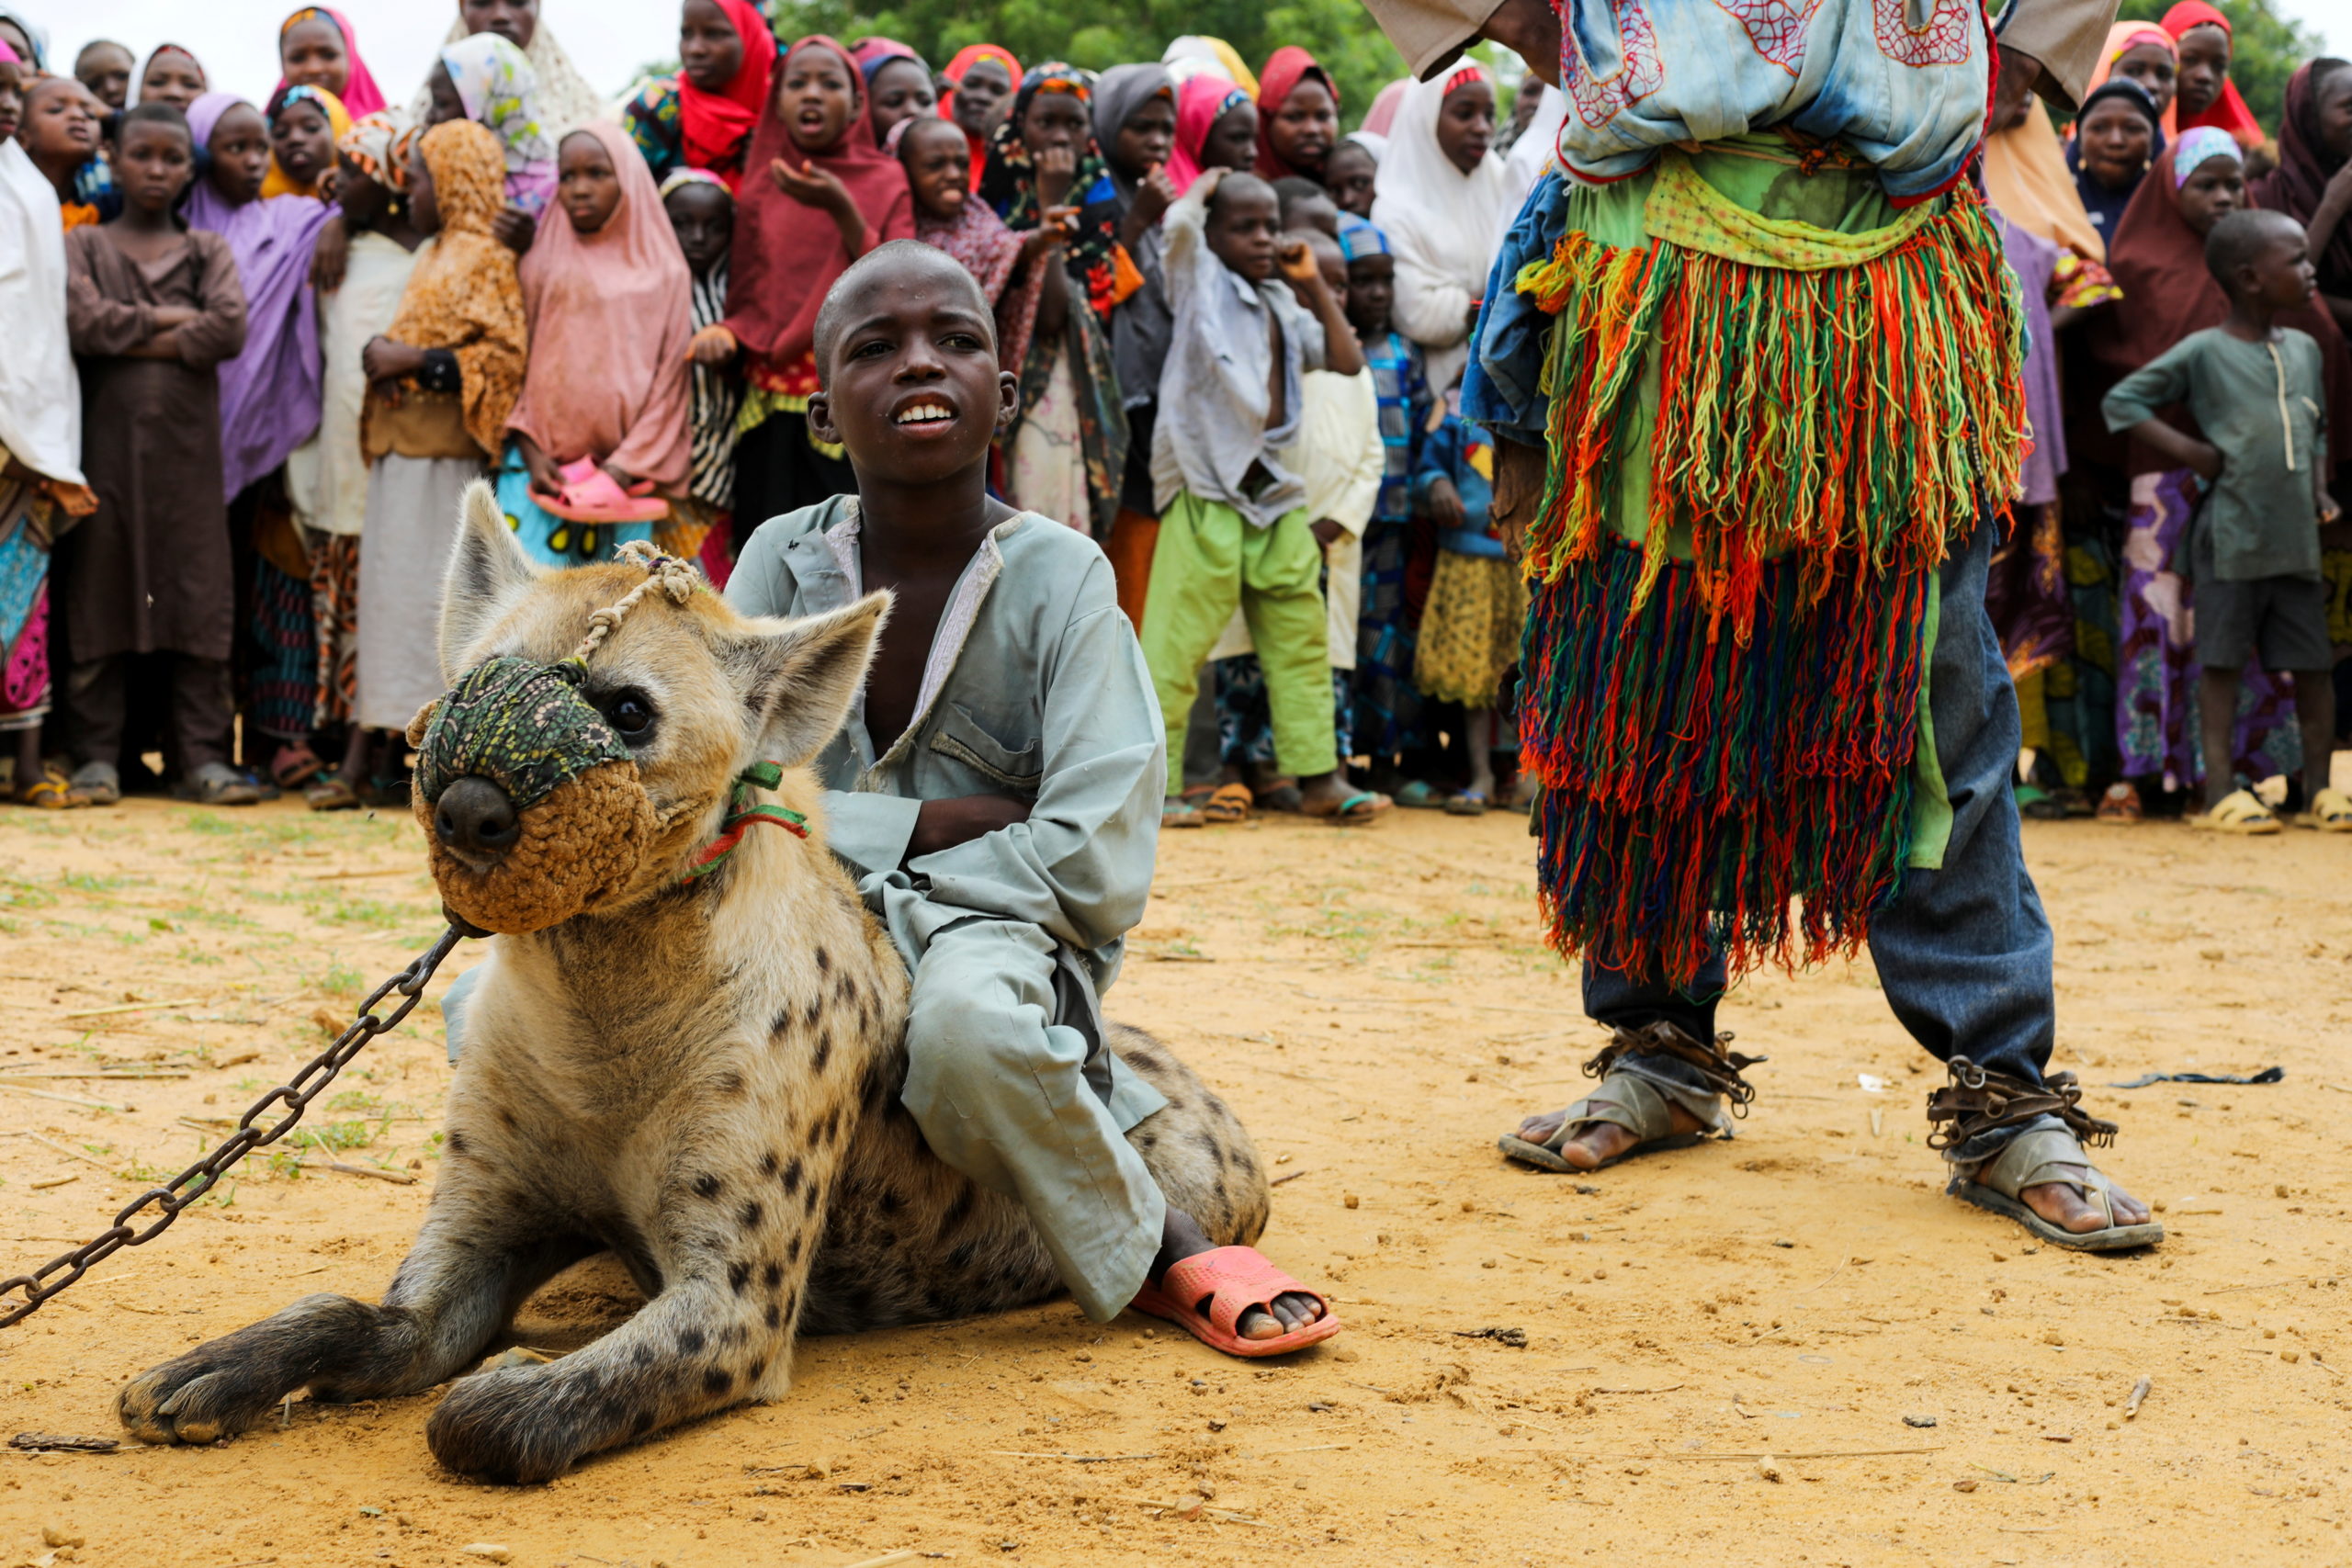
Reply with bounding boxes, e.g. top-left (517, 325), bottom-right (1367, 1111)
top-left (678, 761), bottom-right (808, 884)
